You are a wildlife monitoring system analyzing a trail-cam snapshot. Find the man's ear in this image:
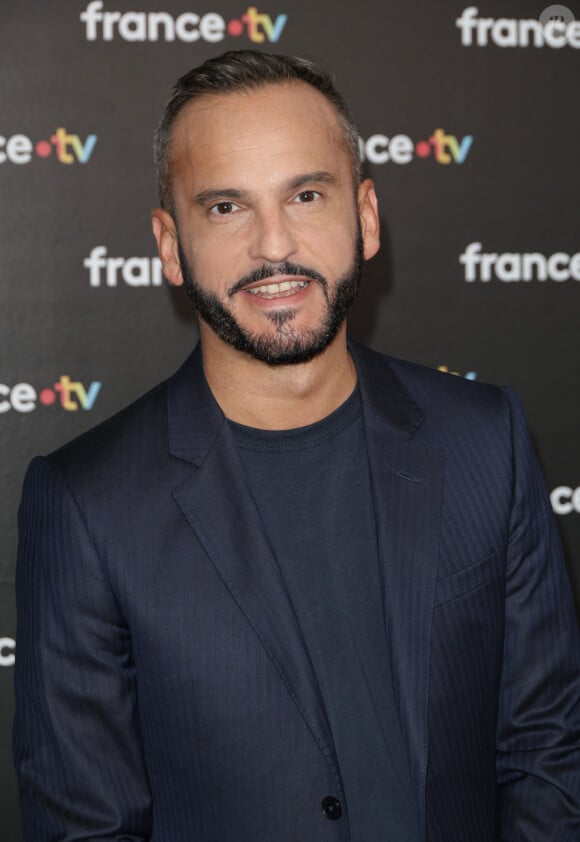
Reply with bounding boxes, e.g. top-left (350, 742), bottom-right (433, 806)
top-left (151, 208), bottom-right (184, 287)
top-left (357, 179), bottom-right (380, 261)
